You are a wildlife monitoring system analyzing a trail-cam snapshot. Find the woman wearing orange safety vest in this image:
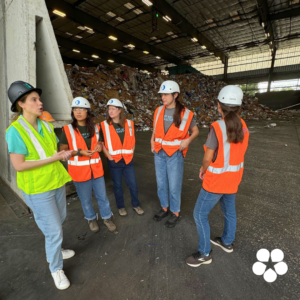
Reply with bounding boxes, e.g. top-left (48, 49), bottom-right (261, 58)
top-left (186, 86), bottom-right (249, 267)
top-left (60, 97), bottom-right (117, 233)
top-left (100, 99), bottom-right (144, 217)
top-left (151, 80), bottom-right (199, 228)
